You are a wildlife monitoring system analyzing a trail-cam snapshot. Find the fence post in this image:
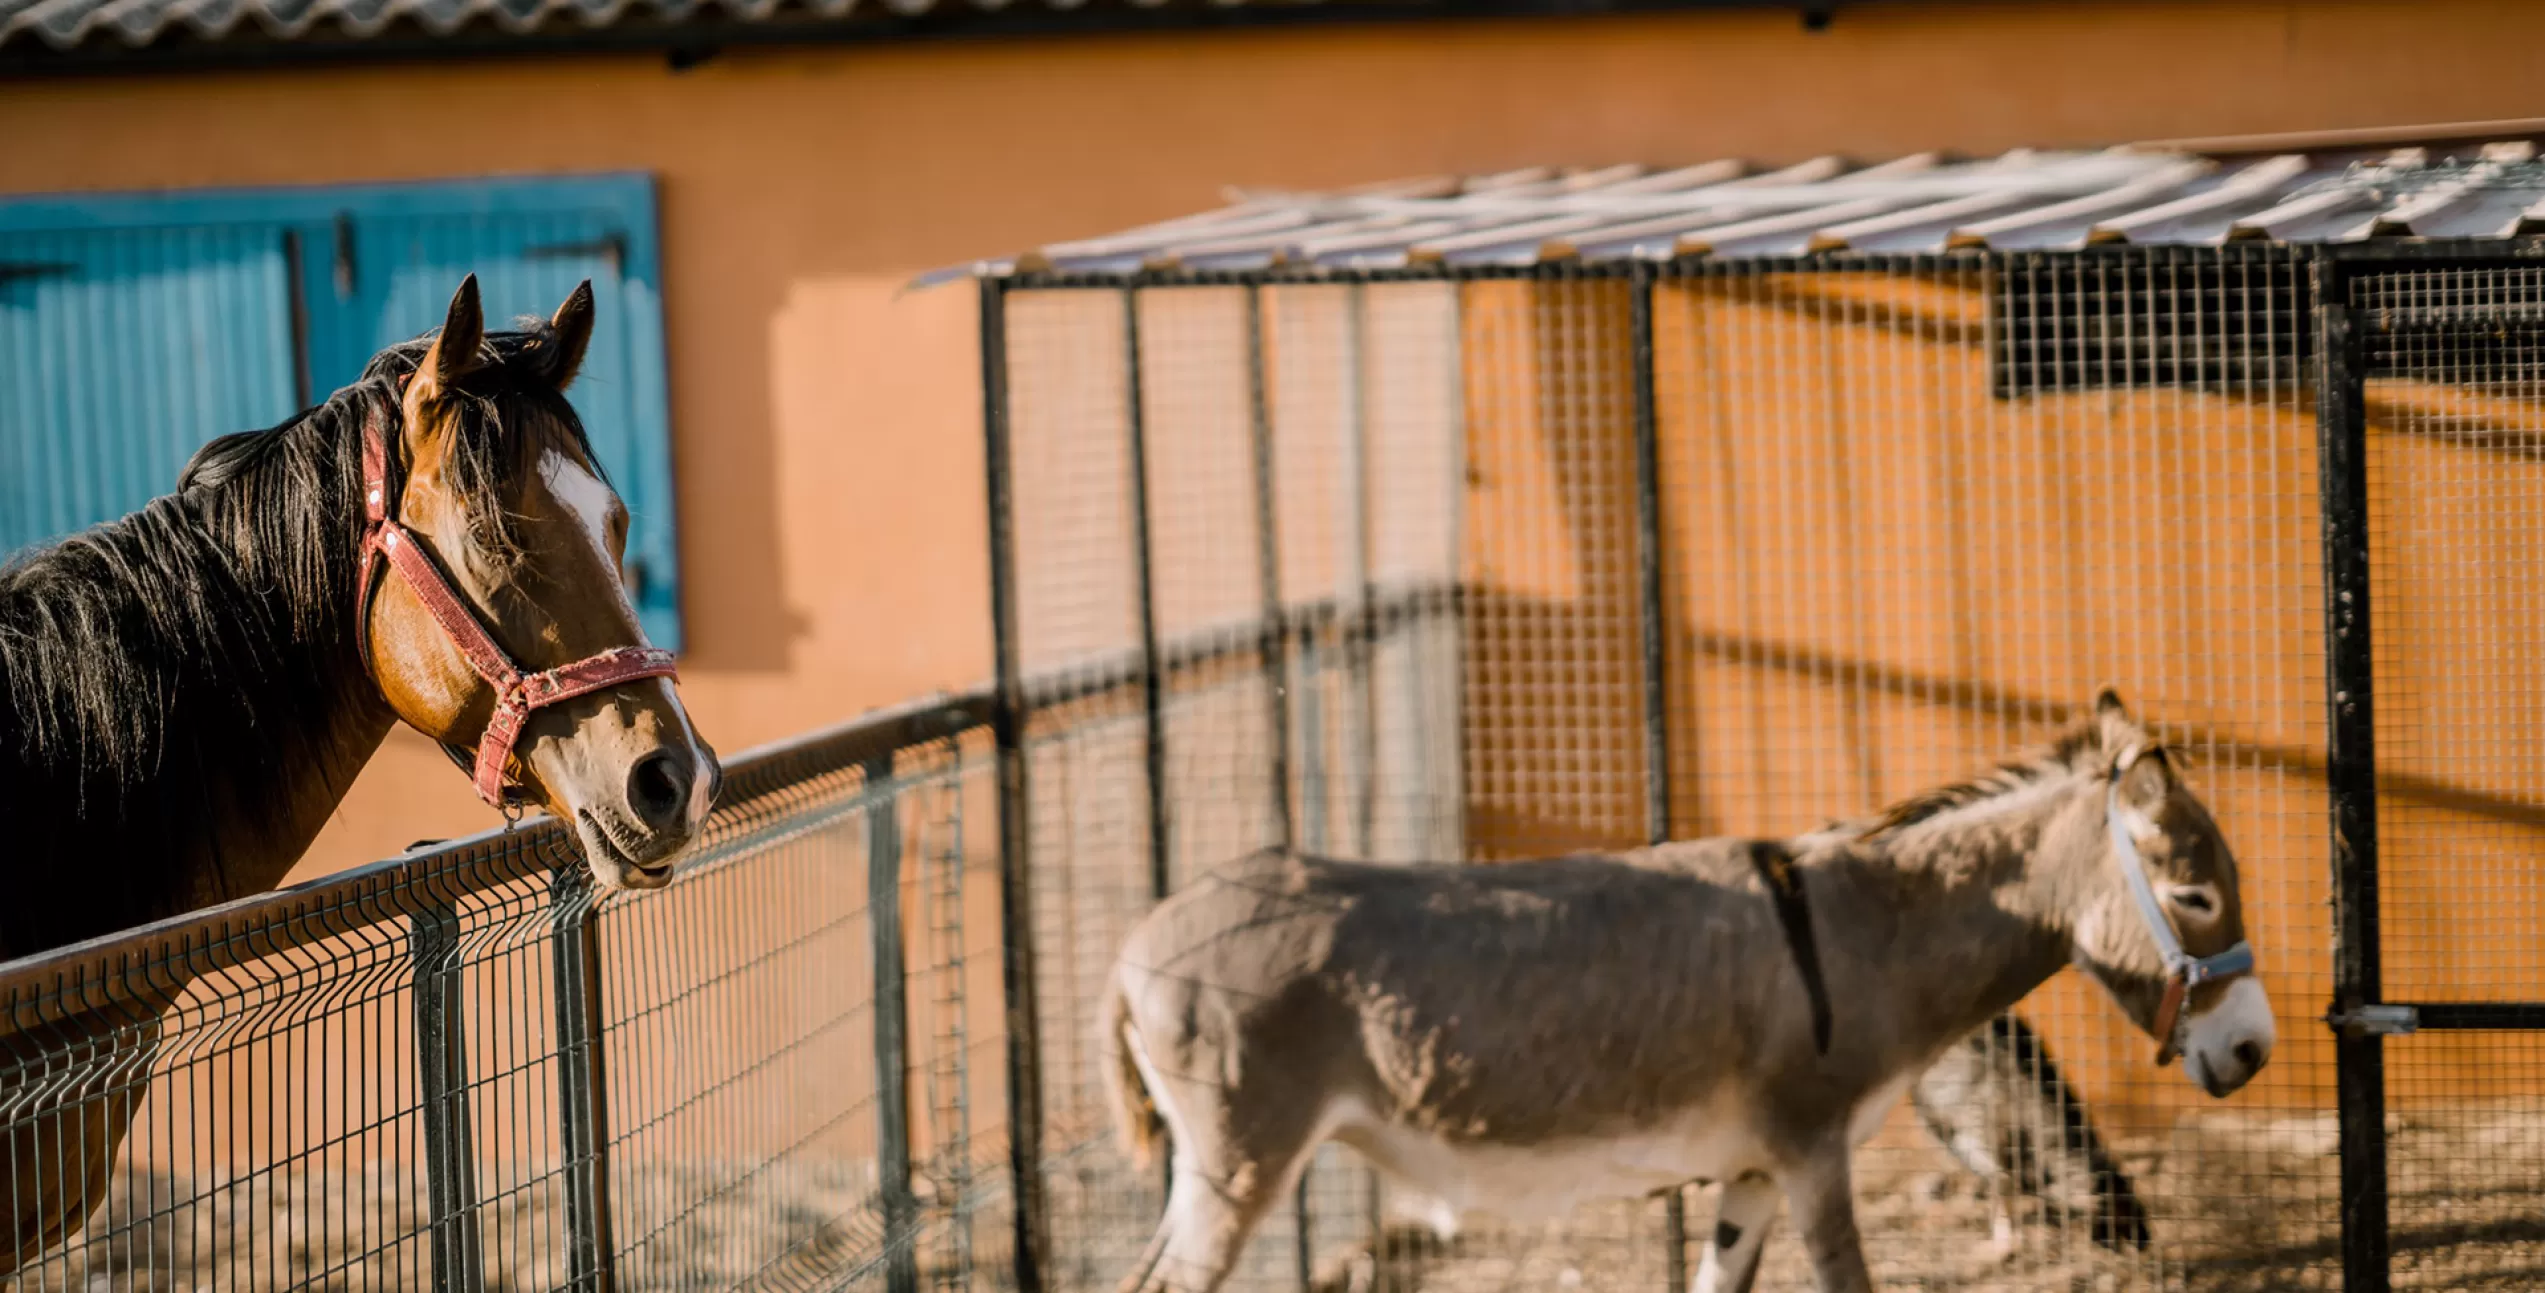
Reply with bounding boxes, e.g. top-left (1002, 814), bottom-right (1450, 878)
top-left (2313, 253), bottom-right (2389, 1293)
top-left (1247, 284), bottom-right (1297, 858)
top-left (1123, 284), bottom-right (1173, 907)
top-left (1626, 265), bottom-right (1691, 1292)
top-left (980, 275), bottom-right (1050, 1293)
top-left (868, 752), bottom-right (922, 1293)
top-left (549, 868), bottom-right (618, 1293)
top-left (1245, 287), bottom-right (1321, 1291)
top-left (412, 902), bottom-right (484, 1293)
top-left (1342, 282), bottom-right (1378, 862)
